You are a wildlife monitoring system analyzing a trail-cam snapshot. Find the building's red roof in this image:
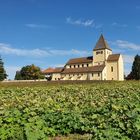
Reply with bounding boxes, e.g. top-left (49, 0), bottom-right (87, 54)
top-left (107, 54), bottom-right (120, 61)
top-left (42, 67), bottom-right (55, 74)
top-left (66, 56), bottom-right (93, 65)
top-left (93, 34), bottom-right (112, 51)
top-left (53, 67), bottom-right (64, 73)
top-left (43, 67), bottom-right (64, 74)
top-left (62, 65), bottom-right (105, 74)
